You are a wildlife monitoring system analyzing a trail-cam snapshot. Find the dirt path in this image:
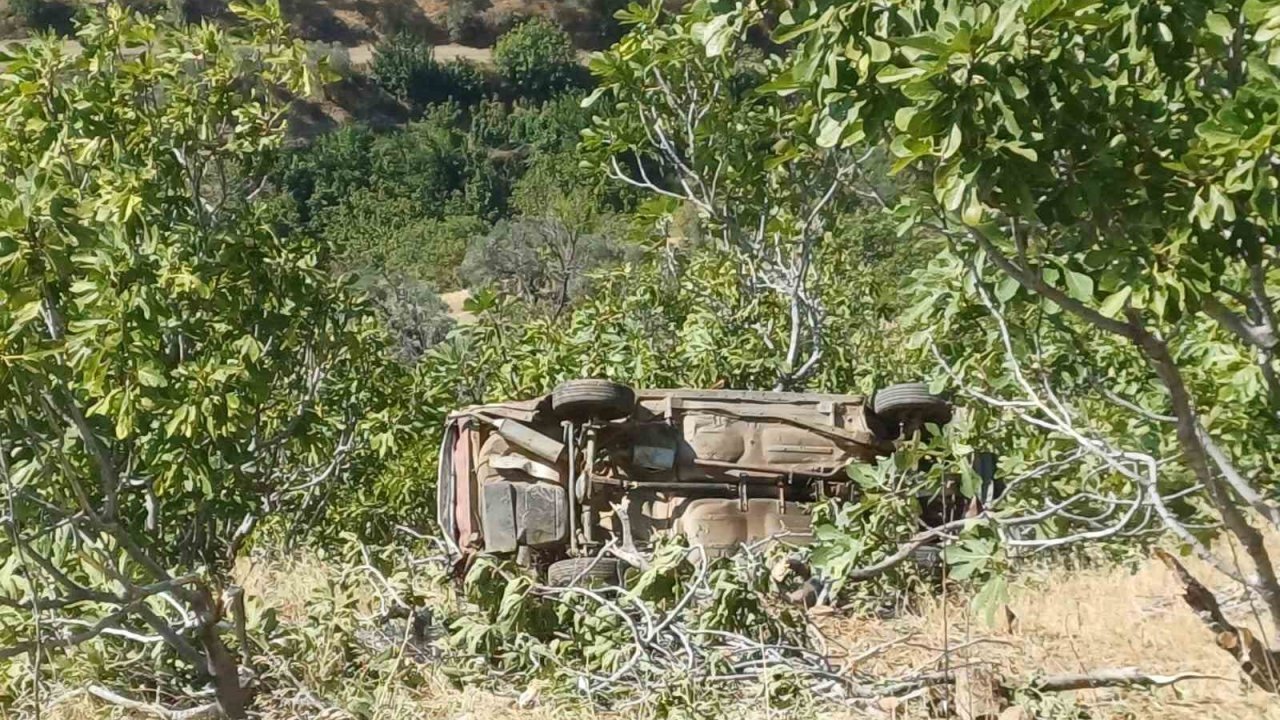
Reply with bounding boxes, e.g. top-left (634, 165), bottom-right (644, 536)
top-left (346, 42), bottom-right (492, 66)
top-left (441, 289), bottom-right (475, 325)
